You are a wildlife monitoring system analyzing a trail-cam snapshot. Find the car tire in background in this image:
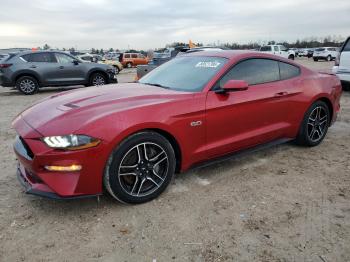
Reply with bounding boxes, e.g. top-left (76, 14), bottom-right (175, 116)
top-left (288, 55), bottom-right (294, 60)
top-left (104, 131), bottom-right (176, 204)
top-left (296, 100), bottom-right (330, 147)
top-left (313, 58), bottom-right (318, 62)
top-left (114, 66), bottom-right (120, 74)
top-left (89, 72), bottom-right (107, 86)
top-left (16, 76), bottom-right (39, 95)
top-left (327, 55), bottom-right (332, 62)
top-left (126, 62), bottom-right (132, 68)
